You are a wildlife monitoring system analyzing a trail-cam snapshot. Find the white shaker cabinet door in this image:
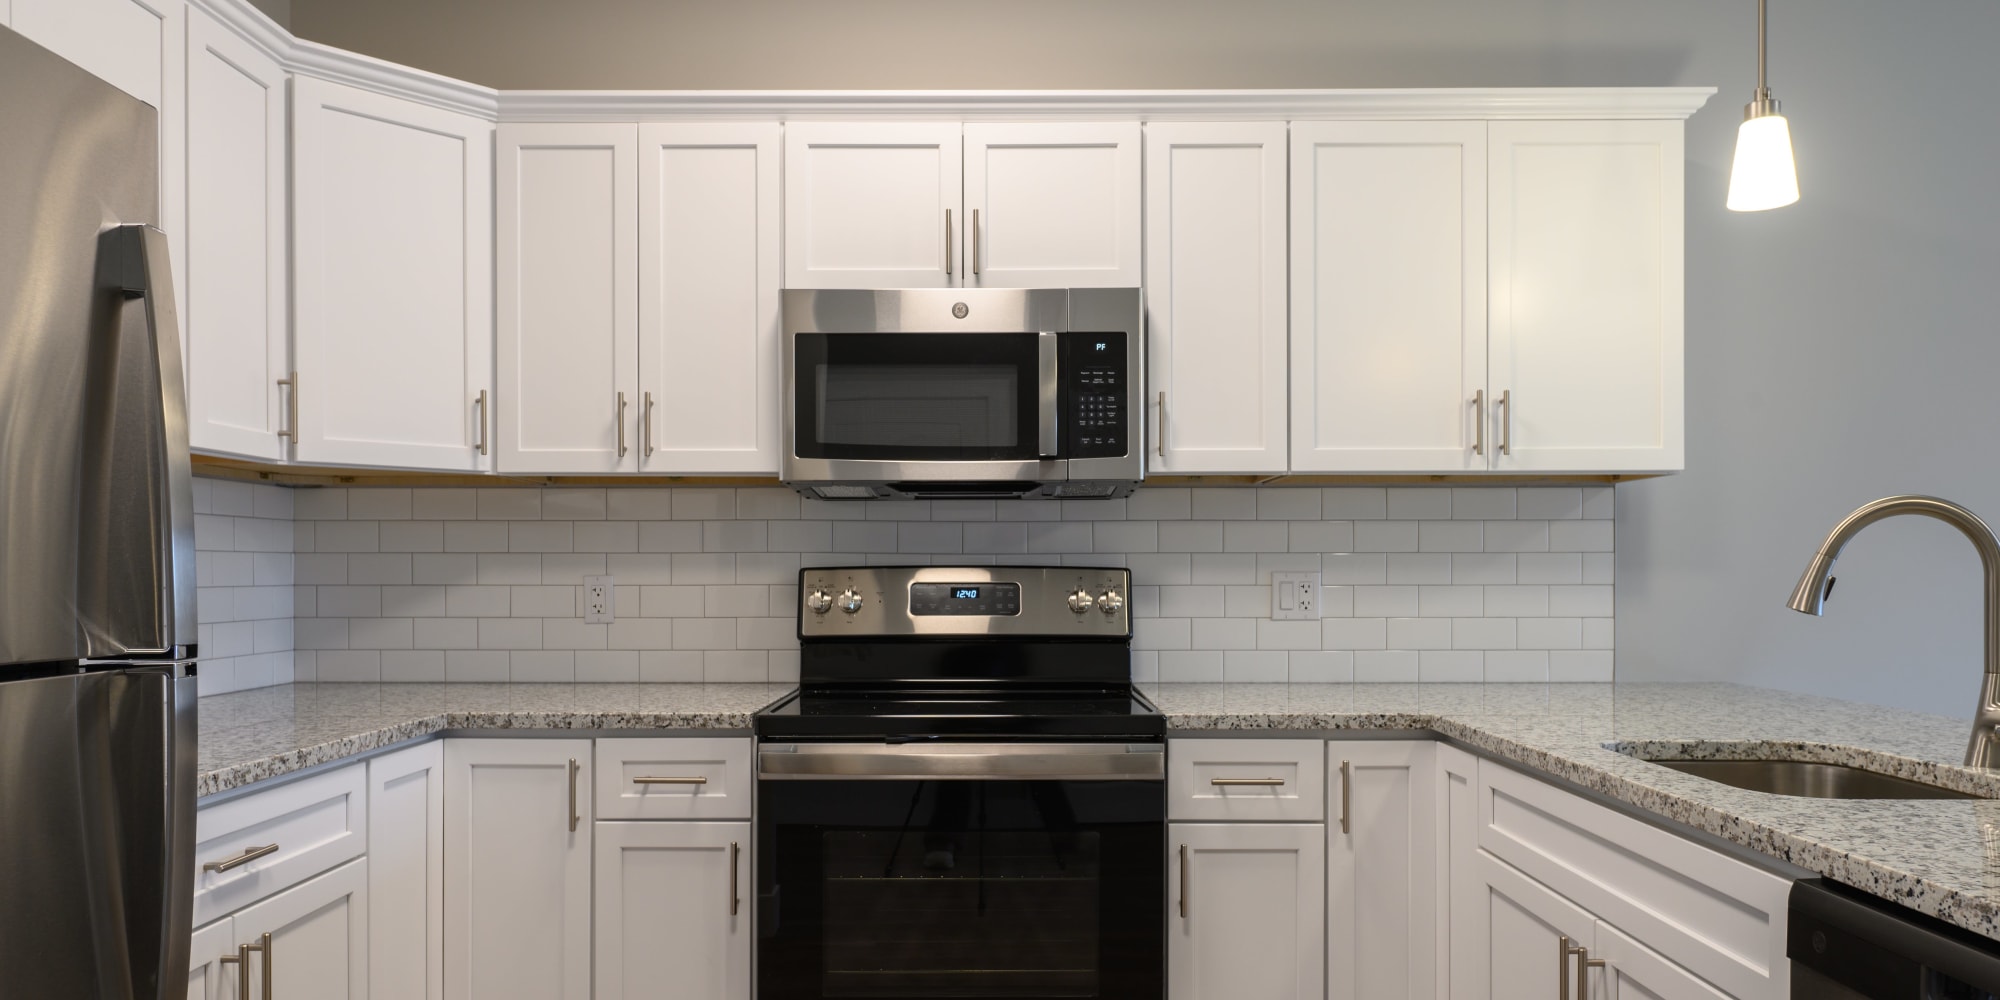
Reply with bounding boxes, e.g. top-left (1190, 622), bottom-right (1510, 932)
top-left (444, 739), bottom-right (592, 1000)
top-left (1594, 921), bottom-right (1732, 1000)
top-left (1488, 119), bottom-right (1684, 473)
top-left (963, 122), bottom-right (1141, 288)
top-left (495, 122), bottom-right (638, 474)
top-left (638, 123), bottom-right (782, 474)
top-left (783, 122), bottom-right (963, 289)
top-left (369, 740), bottom-right (445, 1000)
top-left (187, 917), bottom-right (235, 1000)
top-left (1143, 122), bottom-right (1290, 474)
top-left (1476, 851), bottom-right (1599, 1000)
top-left (228, 858), bottom-right (371, 1000)
top-left (593, 821), bottom-right (752, 1000)
top-left (1290, 121), bottom-right (1488, 473)
top-left (1327, 741), bottom-right (1438, 1000)
top-left (1438, 743), bottom-right (1484, 1000)
top-left (291, 77), bottom-right (494, 471)
top-left (1169, 823), bottom-right (1325, 1000)
top-left (183, 7), bottom-right (288, 461)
